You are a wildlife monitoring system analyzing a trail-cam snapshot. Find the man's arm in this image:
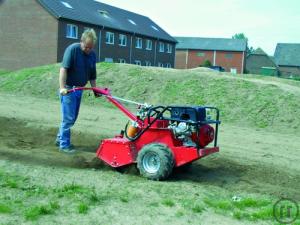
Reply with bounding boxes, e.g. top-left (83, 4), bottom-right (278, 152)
top-left (90, 79), bottom-right (96, 87)
top-left (59, 67), bottom-right (68, 95)
top-left (90, 79), bottom-right (101, 97)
